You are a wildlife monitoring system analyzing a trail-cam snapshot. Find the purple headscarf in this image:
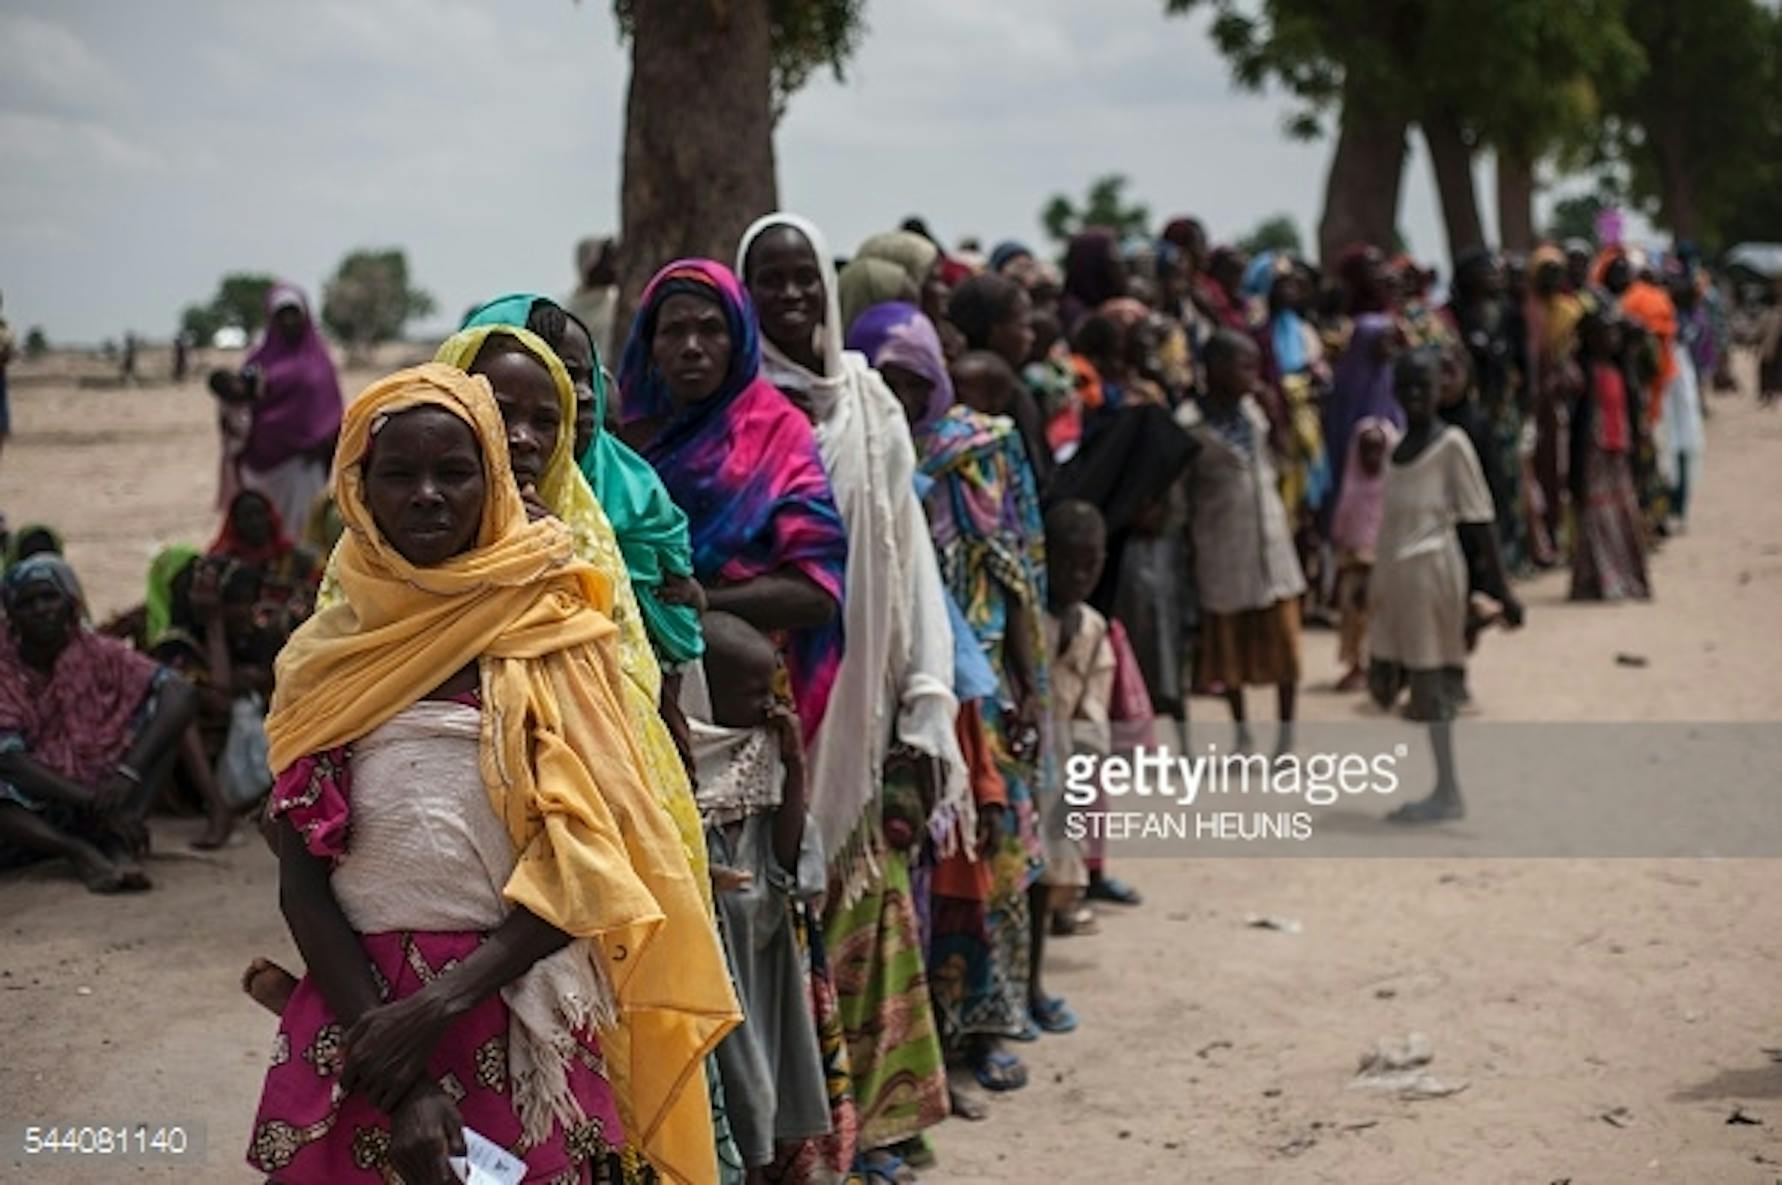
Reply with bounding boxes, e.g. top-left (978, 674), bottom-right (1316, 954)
top-left (843, 302), bottom-right (953, 433)
top-left (242, 284), bottom-right (343, 471)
